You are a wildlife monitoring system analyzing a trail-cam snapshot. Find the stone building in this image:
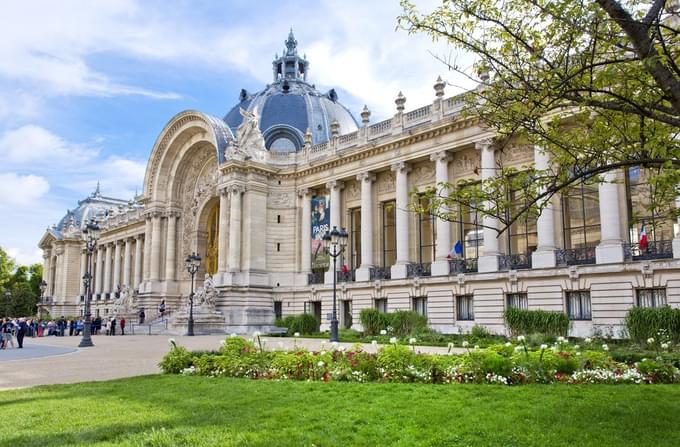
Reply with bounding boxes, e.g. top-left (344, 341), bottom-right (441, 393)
top-left (38, 31), bottom-right (680, 336)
